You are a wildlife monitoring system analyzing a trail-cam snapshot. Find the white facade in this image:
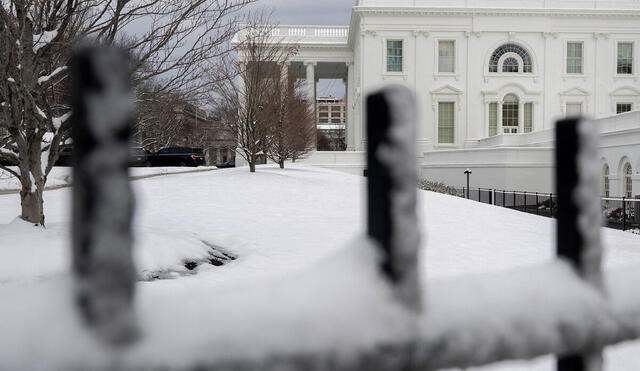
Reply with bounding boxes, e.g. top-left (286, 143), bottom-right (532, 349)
top-left (236, 0), bottom-right (640, 195)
